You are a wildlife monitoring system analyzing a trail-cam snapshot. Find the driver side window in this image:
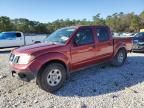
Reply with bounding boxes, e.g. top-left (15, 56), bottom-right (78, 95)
top-left (74, 28), bottom-right (94, 46)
